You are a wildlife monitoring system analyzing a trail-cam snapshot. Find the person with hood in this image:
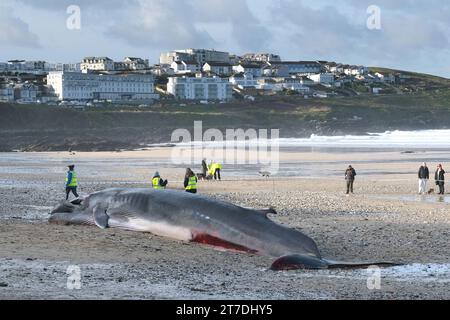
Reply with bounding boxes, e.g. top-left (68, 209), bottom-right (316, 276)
top-left (184, 168), bottom-right (198, 194)
top-left (345, 165), bottom-right (357, 195)
top-left (65, 165), bottom-right (79, 200)
top-left (418, 162), bottom-right (430, 194)
top-left (152, 172), bottom-right (168, 190)
top-left (435, 164), bottom-right (446, 195)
